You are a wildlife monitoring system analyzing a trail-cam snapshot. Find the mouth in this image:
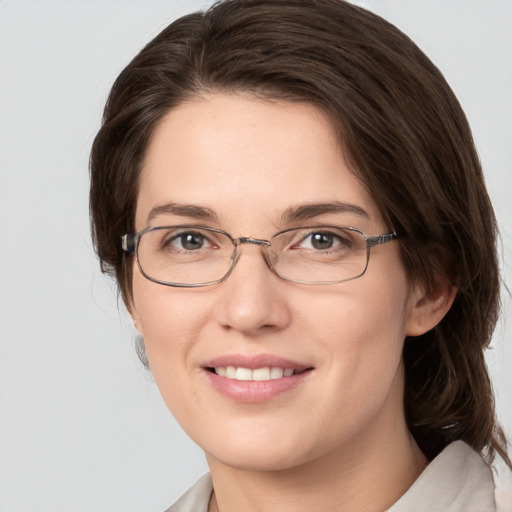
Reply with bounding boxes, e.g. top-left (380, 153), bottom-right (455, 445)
top-left (206, 366), bottom-right (307, 381)
top-left (201, 355), bottom-right (313, 402)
